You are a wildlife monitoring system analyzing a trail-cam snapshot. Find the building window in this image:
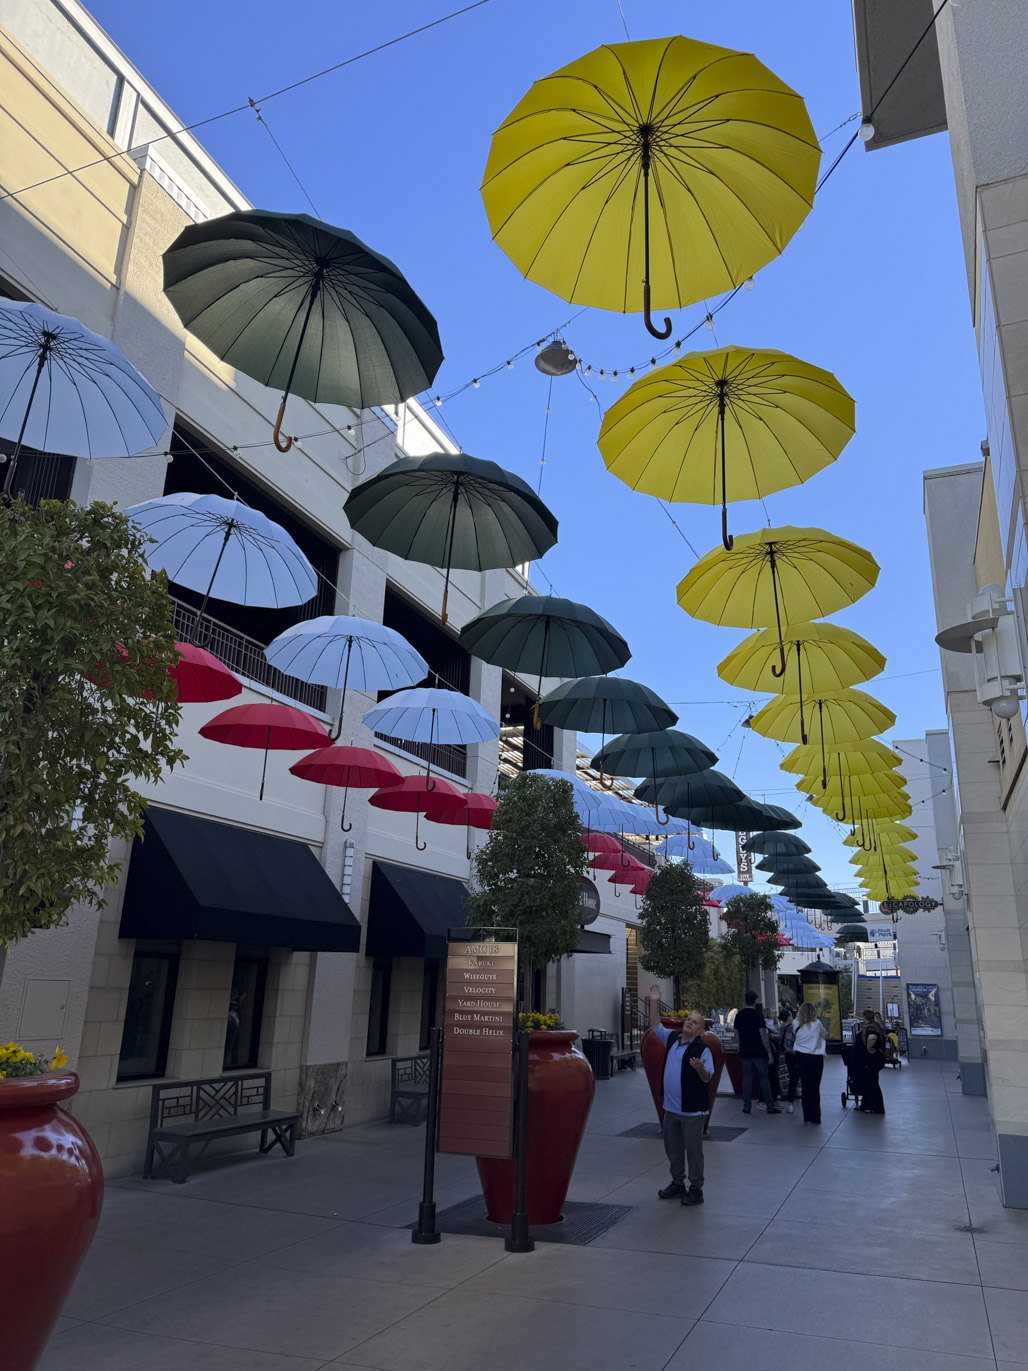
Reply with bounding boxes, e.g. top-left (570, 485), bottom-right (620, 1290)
top-left (117, 946), bottom-right (180, 1081)
top-left (499, 673), bottom-right (554, 773)
top-left (0, 442), bottom-right (76, 505)
top-left (223, 950), bottom-right (269, 1070)
top-left (419, 960), bottom-right (441, 1050)
top-left (366, 959), bottom-right (392, 1057)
